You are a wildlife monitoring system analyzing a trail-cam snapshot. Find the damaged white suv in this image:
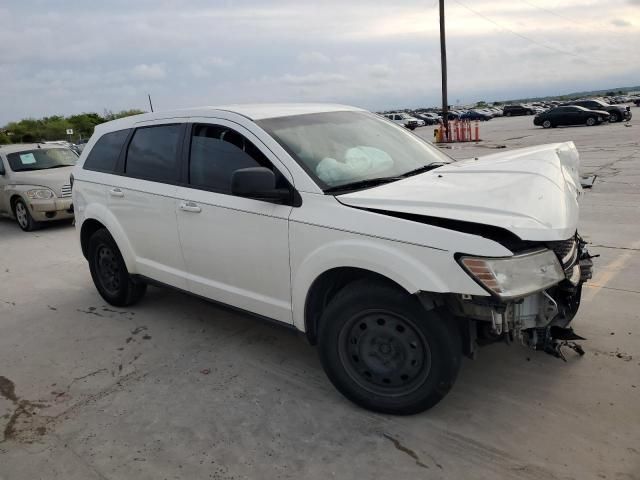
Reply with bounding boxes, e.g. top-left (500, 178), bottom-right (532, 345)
top-left (72, 104), bottom-right (593, 414)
